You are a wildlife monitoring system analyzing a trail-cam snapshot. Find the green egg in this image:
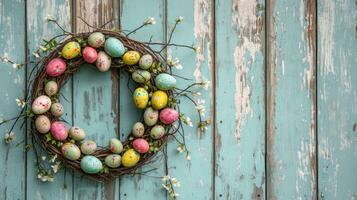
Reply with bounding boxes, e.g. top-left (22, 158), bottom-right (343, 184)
top-left (155, 73), bottom-right (176, 90)
top-left (80, 155), bottom-right (103, 174)
top-left (150, 125), bottom-right (165, 139)
top-left (131, 70), bottom-right (151, 83)
top-left (105, 154), bottom-right (121, 168)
